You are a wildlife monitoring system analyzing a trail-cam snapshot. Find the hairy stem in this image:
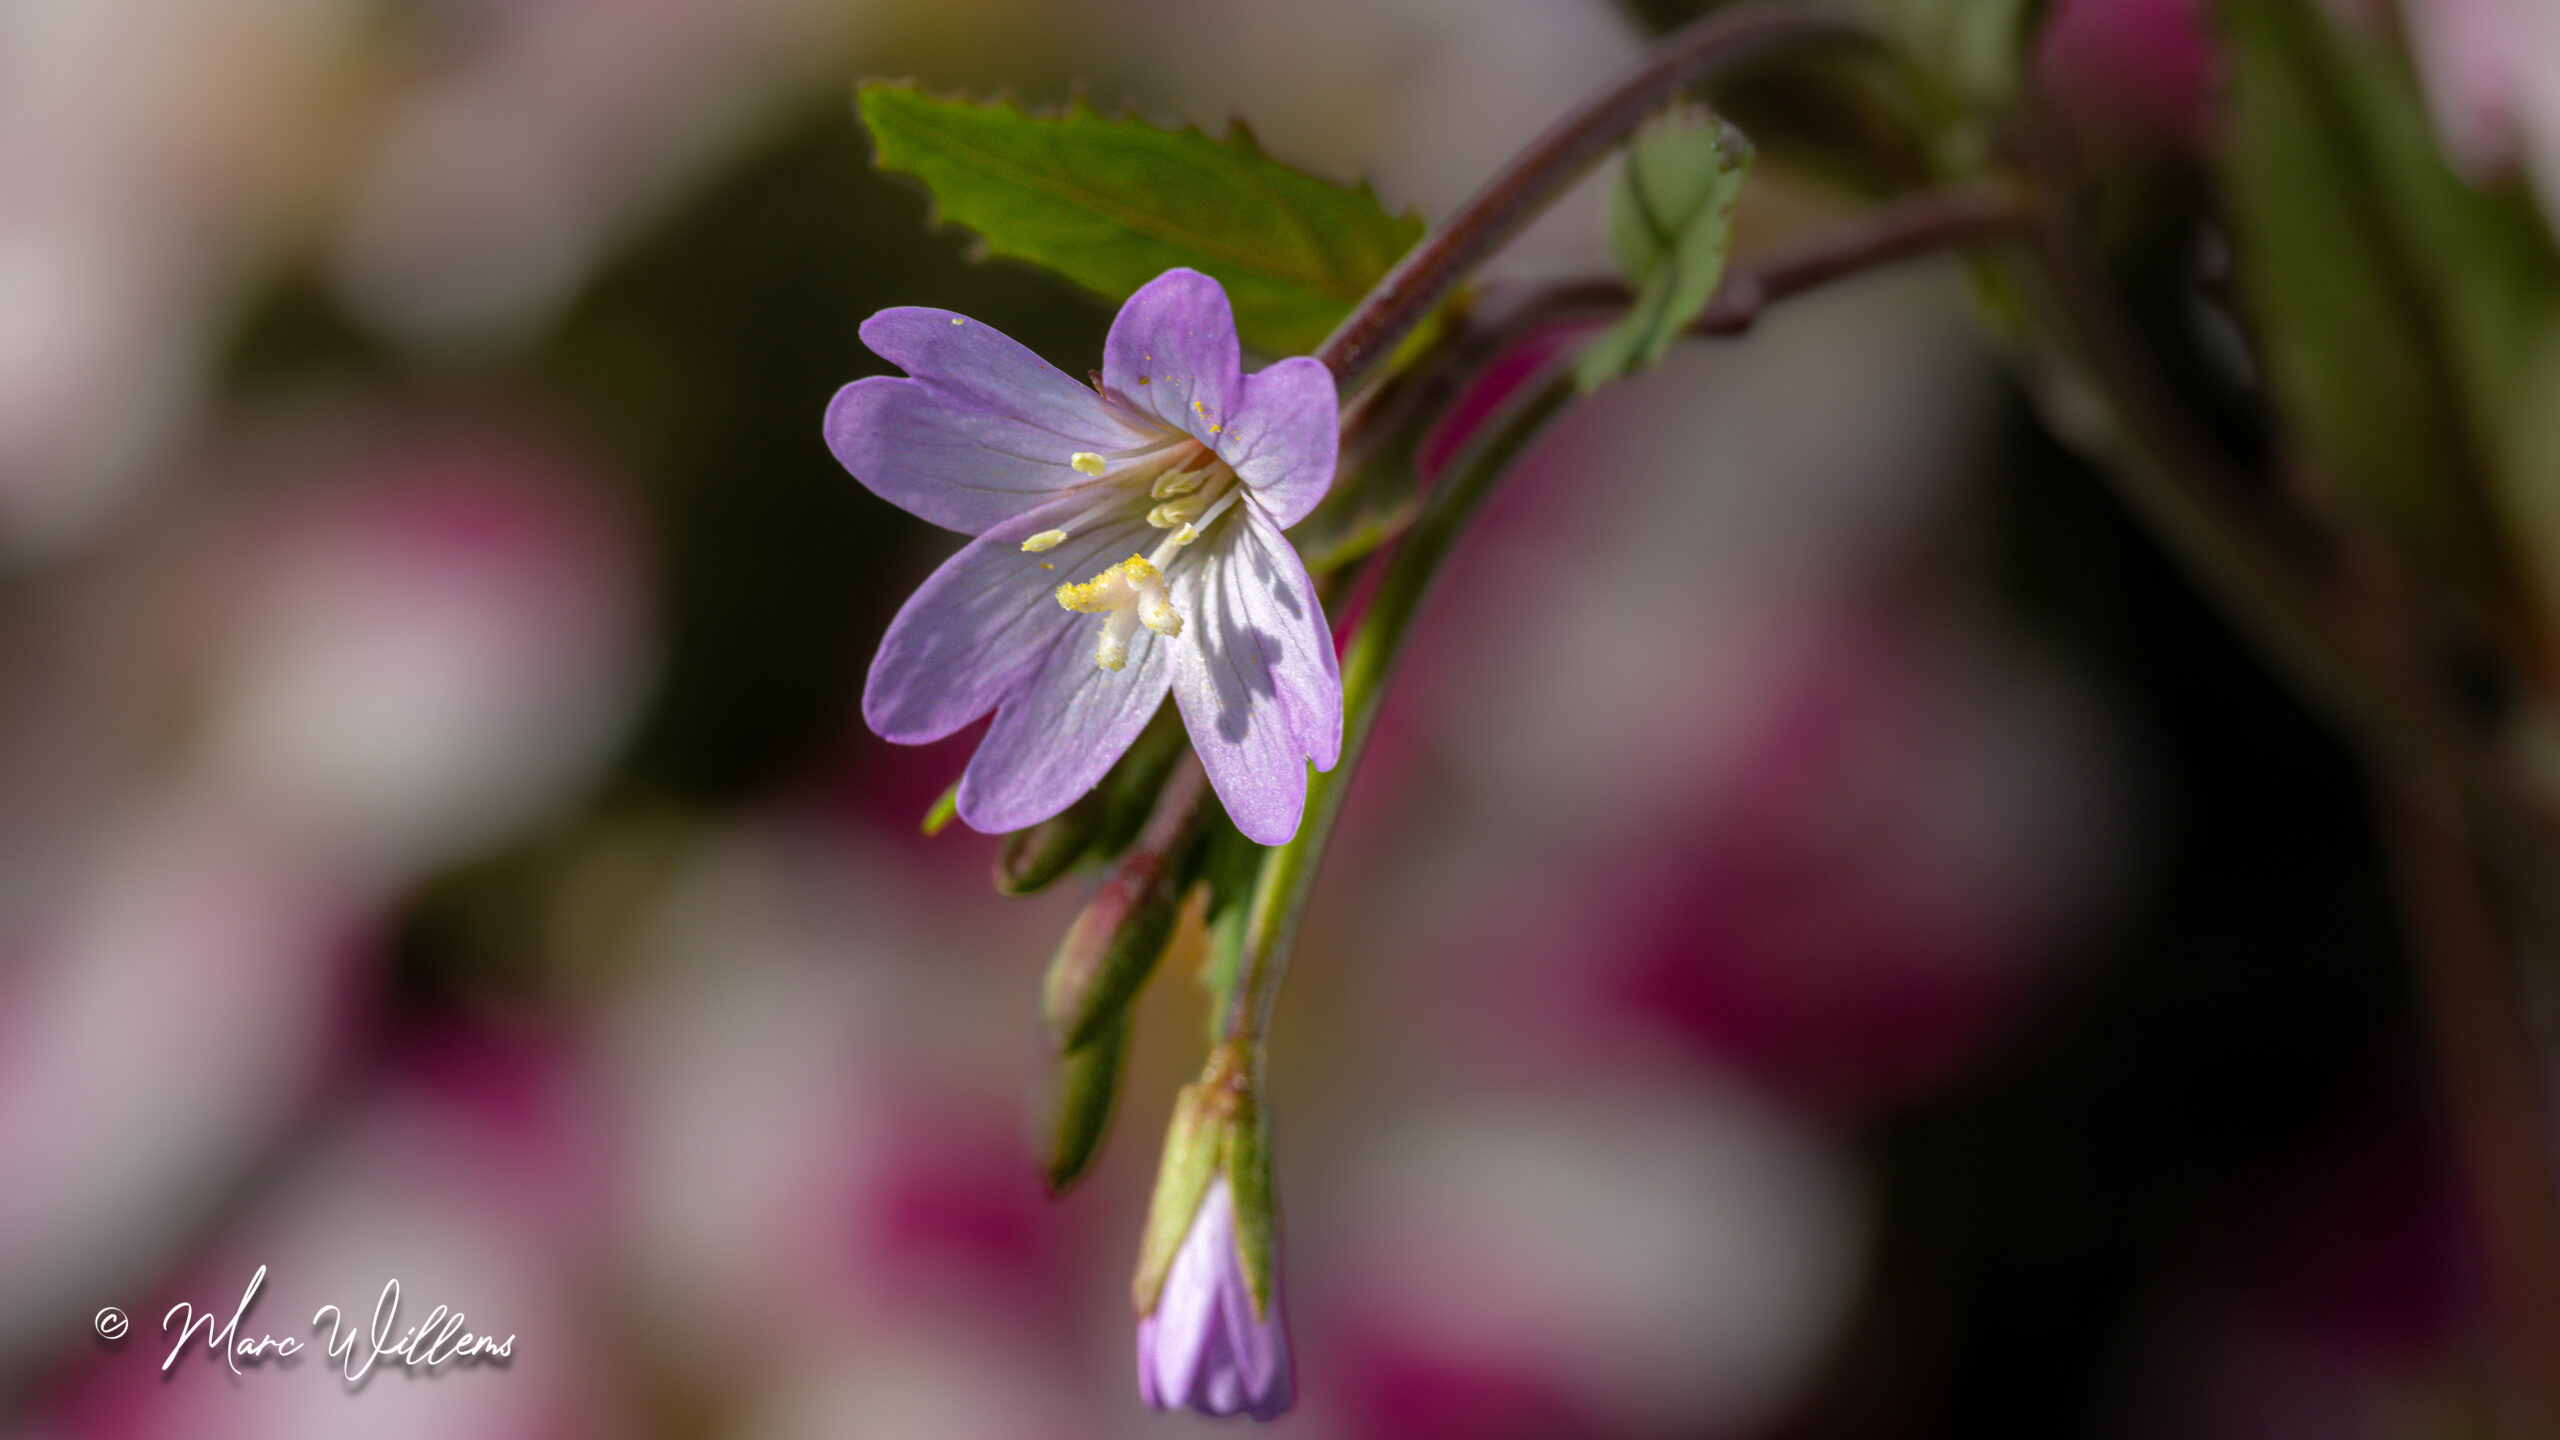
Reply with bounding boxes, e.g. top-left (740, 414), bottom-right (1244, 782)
top-left (1314, 1), bottom-right (1876, 393)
